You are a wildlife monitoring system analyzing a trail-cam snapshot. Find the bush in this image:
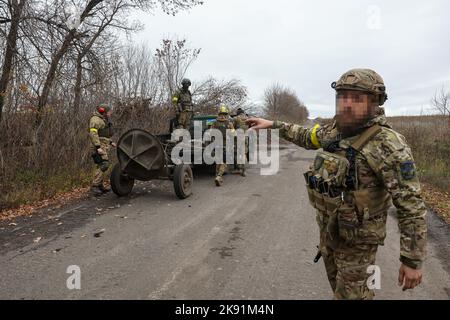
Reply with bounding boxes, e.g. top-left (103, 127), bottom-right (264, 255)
top-left (0, 101), bottom-right (174, 211)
